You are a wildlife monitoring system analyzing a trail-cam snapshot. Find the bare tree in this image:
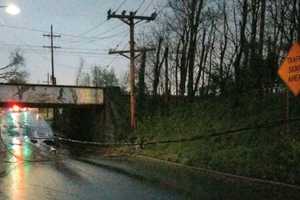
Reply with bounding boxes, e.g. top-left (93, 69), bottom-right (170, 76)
top-left (75, 58), bottom-right (85, 85)
top-left (152, 37), bottom-right (164, 96)
top-left (138, 0), bottom-right (299, 98)
top-left (0, 49), bottom-right (26, 82)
